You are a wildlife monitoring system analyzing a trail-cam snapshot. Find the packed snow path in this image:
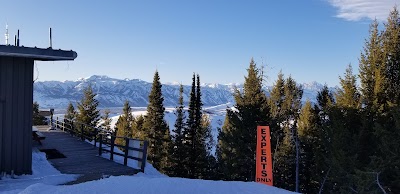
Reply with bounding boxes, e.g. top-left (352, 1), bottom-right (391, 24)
top-left (35, 128), bottom-right (139, 184)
